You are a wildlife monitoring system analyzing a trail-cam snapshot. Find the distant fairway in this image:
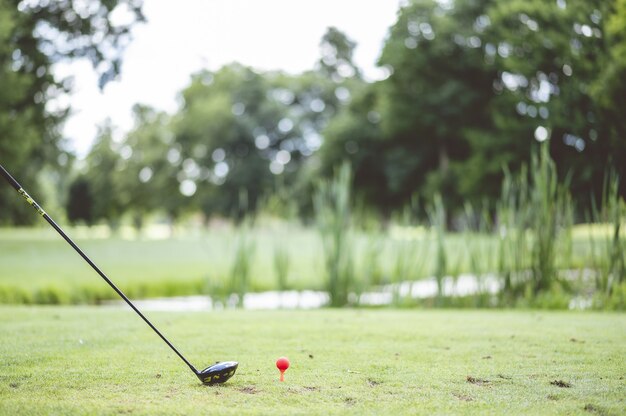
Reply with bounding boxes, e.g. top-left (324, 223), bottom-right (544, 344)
top-left (0, 225), bottom-right (603, 304)
top-left (0, 225), bottom-right (323, 303)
